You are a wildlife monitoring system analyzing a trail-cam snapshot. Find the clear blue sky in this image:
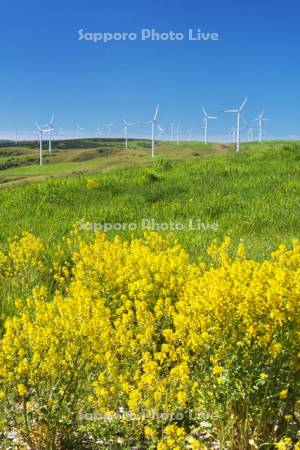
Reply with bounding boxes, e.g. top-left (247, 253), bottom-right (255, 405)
top-left (0, 0), bottom-right (299, 140)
